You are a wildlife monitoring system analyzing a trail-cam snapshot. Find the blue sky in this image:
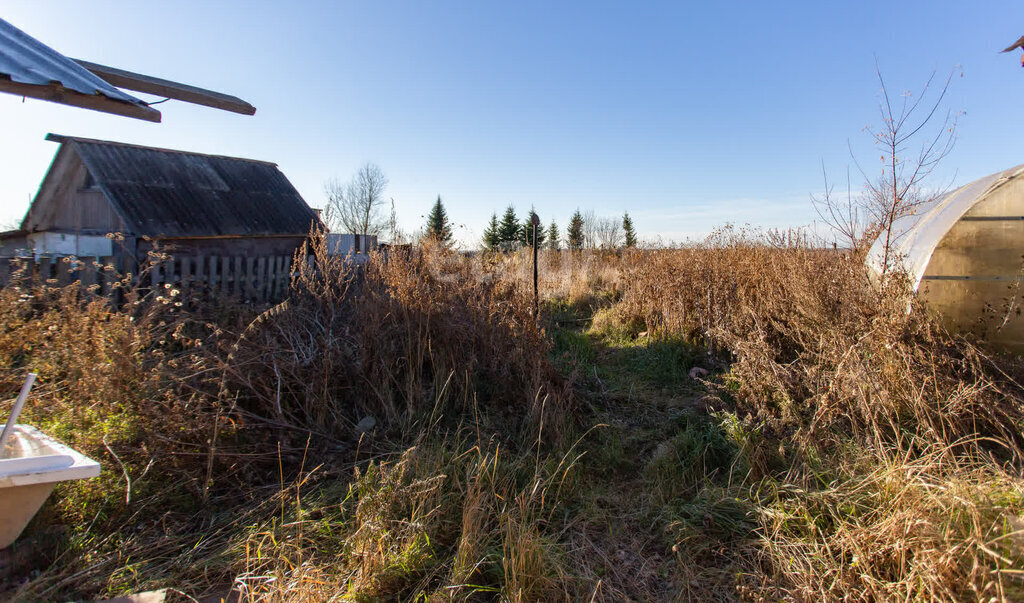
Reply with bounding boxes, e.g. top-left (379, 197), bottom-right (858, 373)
top-left (1, 1), bottom-right (1022, 246)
